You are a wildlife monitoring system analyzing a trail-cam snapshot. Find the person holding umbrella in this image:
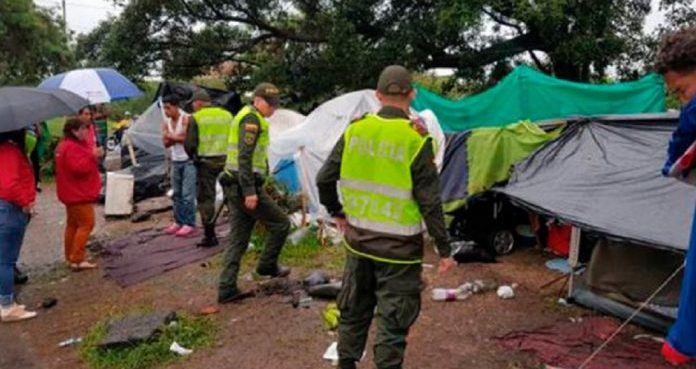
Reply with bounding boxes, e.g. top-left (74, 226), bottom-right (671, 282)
top-left (55, 118), bottom-right (101, 271)
top-left (0, 128), bottom-right (37, 322)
